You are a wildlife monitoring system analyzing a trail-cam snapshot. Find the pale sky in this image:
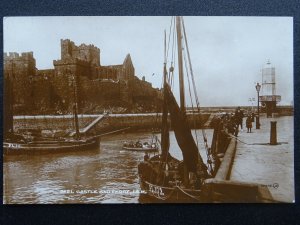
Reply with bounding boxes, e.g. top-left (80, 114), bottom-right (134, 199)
top-left (3, 16), bottom-right (293, 106)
